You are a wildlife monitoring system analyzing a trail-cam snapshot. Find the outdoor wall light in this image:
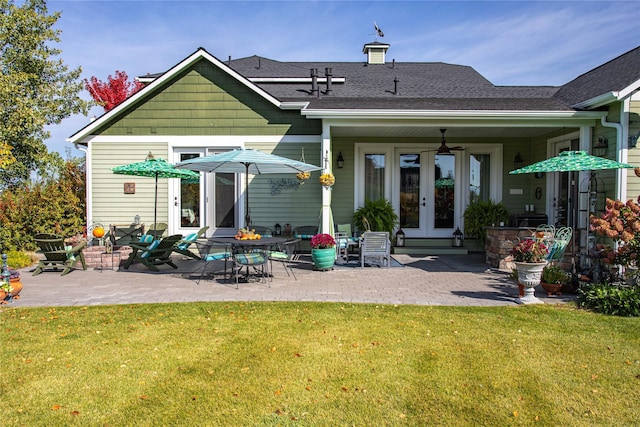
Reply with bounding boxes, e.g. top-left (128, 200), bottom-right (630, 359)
top-left (629, 130), bottom-right (640, 149)
top-left (336, 152), bottom-right (344, 169)
top-left (513, 152), bottom-right (523, 169)
top-left (593, 136), bottom-right (608, 157)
